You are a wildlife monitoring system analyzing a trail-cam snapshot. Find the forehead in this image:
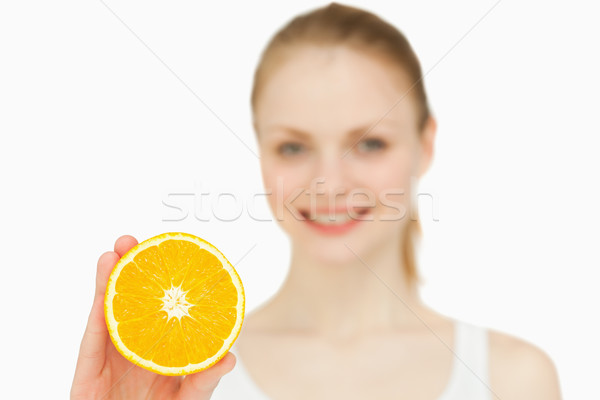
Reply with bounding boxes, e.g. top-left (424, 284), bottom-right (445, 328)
top-left (255, 45), bottom-right (418, 137)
